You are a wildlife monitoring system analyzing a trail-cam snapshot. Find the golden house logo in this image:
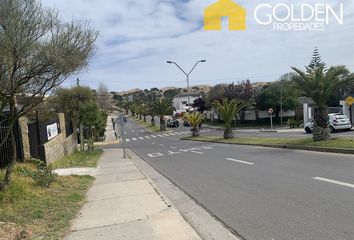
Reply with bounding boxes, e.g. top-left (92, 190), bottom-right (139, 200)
top-left (204, 0), bottom-right (246, 31)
